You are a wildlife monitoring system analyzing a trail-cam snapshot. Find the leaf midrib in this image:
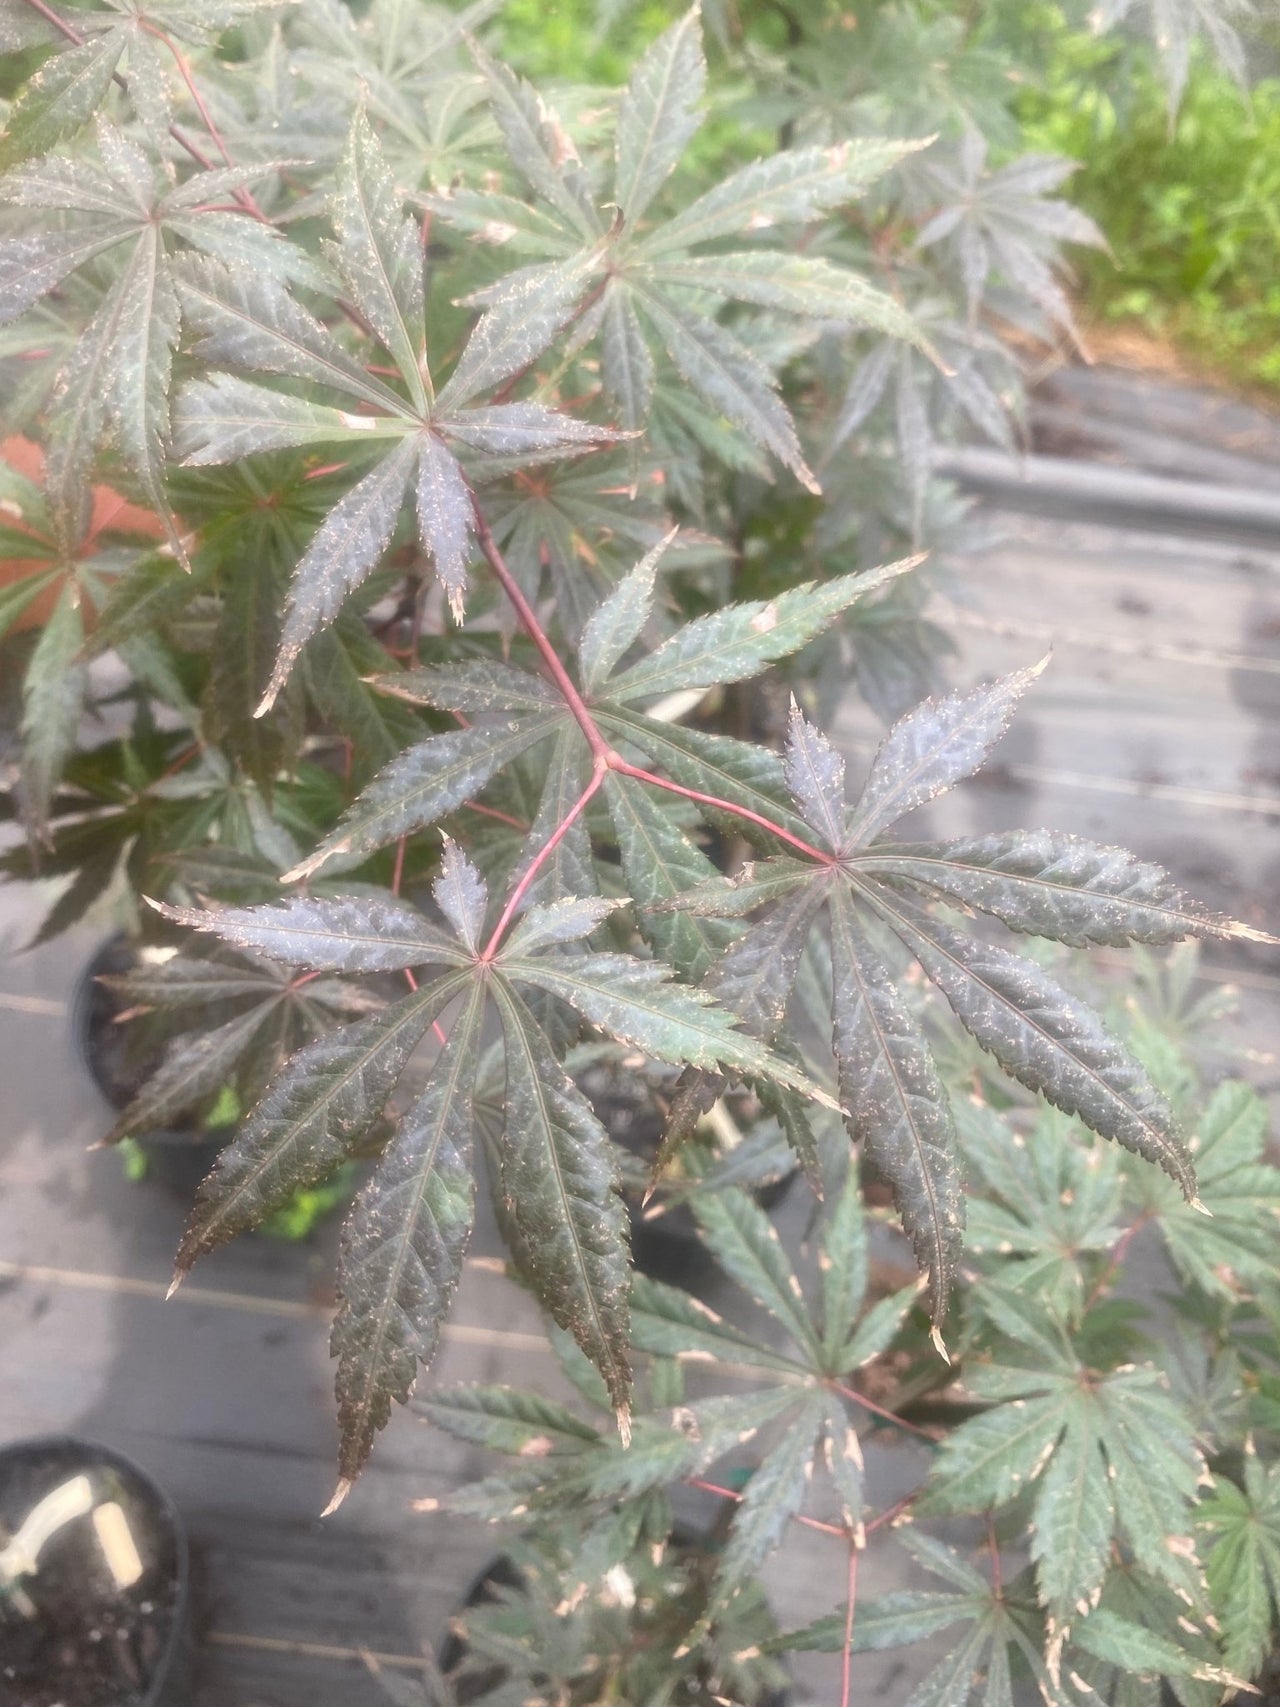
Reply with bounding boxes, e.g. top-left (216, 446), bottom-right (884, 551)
top-left (850, 848), bottom-right (1220, 938)
top-left (340, 983), bottom-right (482, 1446)
top-left (496, 982), bottom-right (627, 1407)
top-left (830, 884), bottom-right (949, 1304)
